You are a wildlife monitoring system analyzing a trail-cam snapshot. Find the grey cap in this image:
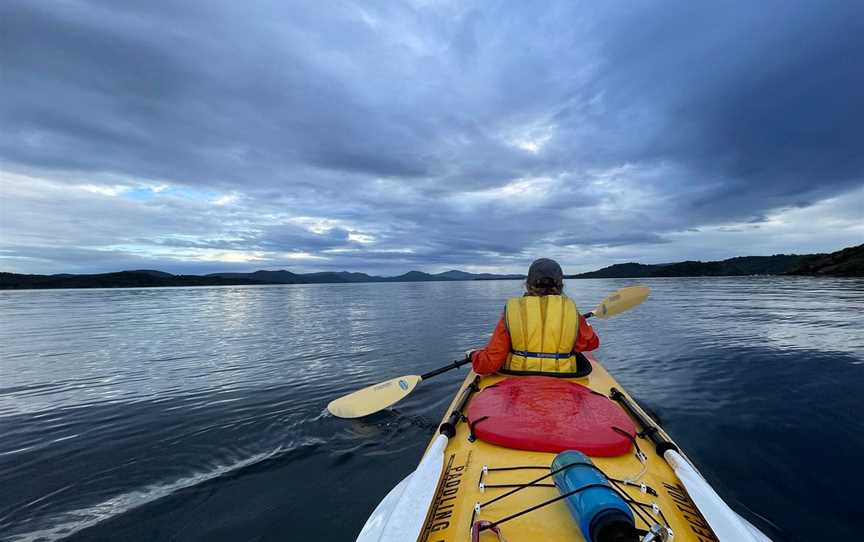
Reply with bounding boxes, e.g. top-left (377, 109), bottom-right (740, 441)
top-left (527, 258), bottom-right (564, 285)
